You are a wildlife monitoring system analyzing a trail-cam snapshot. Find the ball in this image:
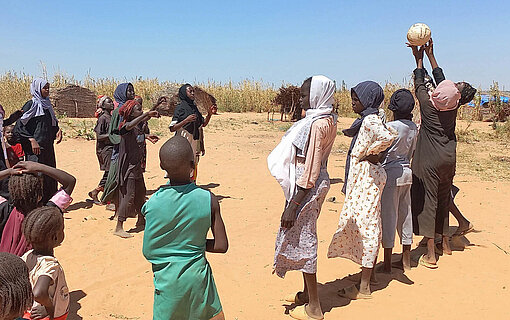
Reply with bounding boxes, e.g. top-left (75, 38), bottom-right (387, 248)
top-left (407, 23), bottom-right (431, 46)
